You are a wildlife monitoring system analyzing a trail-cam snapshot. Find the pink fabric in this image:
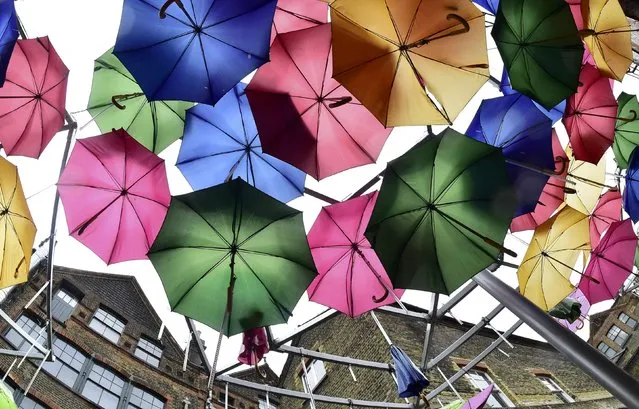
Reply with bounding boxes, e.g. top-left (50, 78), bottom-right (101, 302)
top-left (271, 0), bottom-right (328, 43)
top-left (57, 129), bottom-right (170, 264)
top-left (462, 384), bottom-right (494, 409)
top-left (579, 220), bottom-right (637, 304)
top-left (566, 0), bottom-right (584, 30)
top-left (0, 37), bottom-right (68, 158)
top-left (553, 289), bottom-right (590, 332)
top-left (307, 192), bottom-right (404, 317)
top-left (563, 63), bottom-right (617, 165)
top-left (238, 327), bottom-right (270, 365)
top-left (589, 190), bottom-right (622, 248)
